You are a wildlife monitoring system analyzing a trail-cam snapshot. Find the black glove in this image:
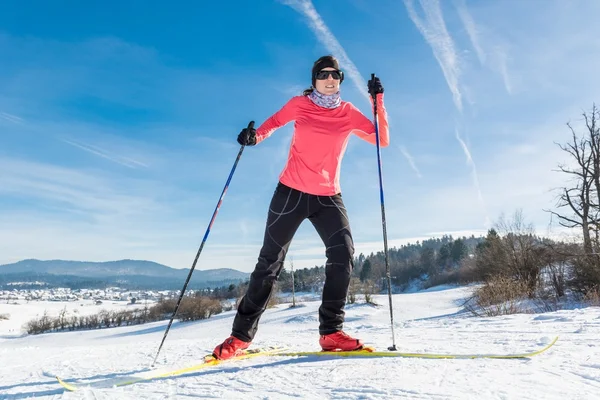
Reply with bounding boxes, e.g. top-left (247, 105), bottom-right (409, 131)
top-left (368, 76), bottom-right (384, 96)
top-left (237, 124), bottom-right (256, 146)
